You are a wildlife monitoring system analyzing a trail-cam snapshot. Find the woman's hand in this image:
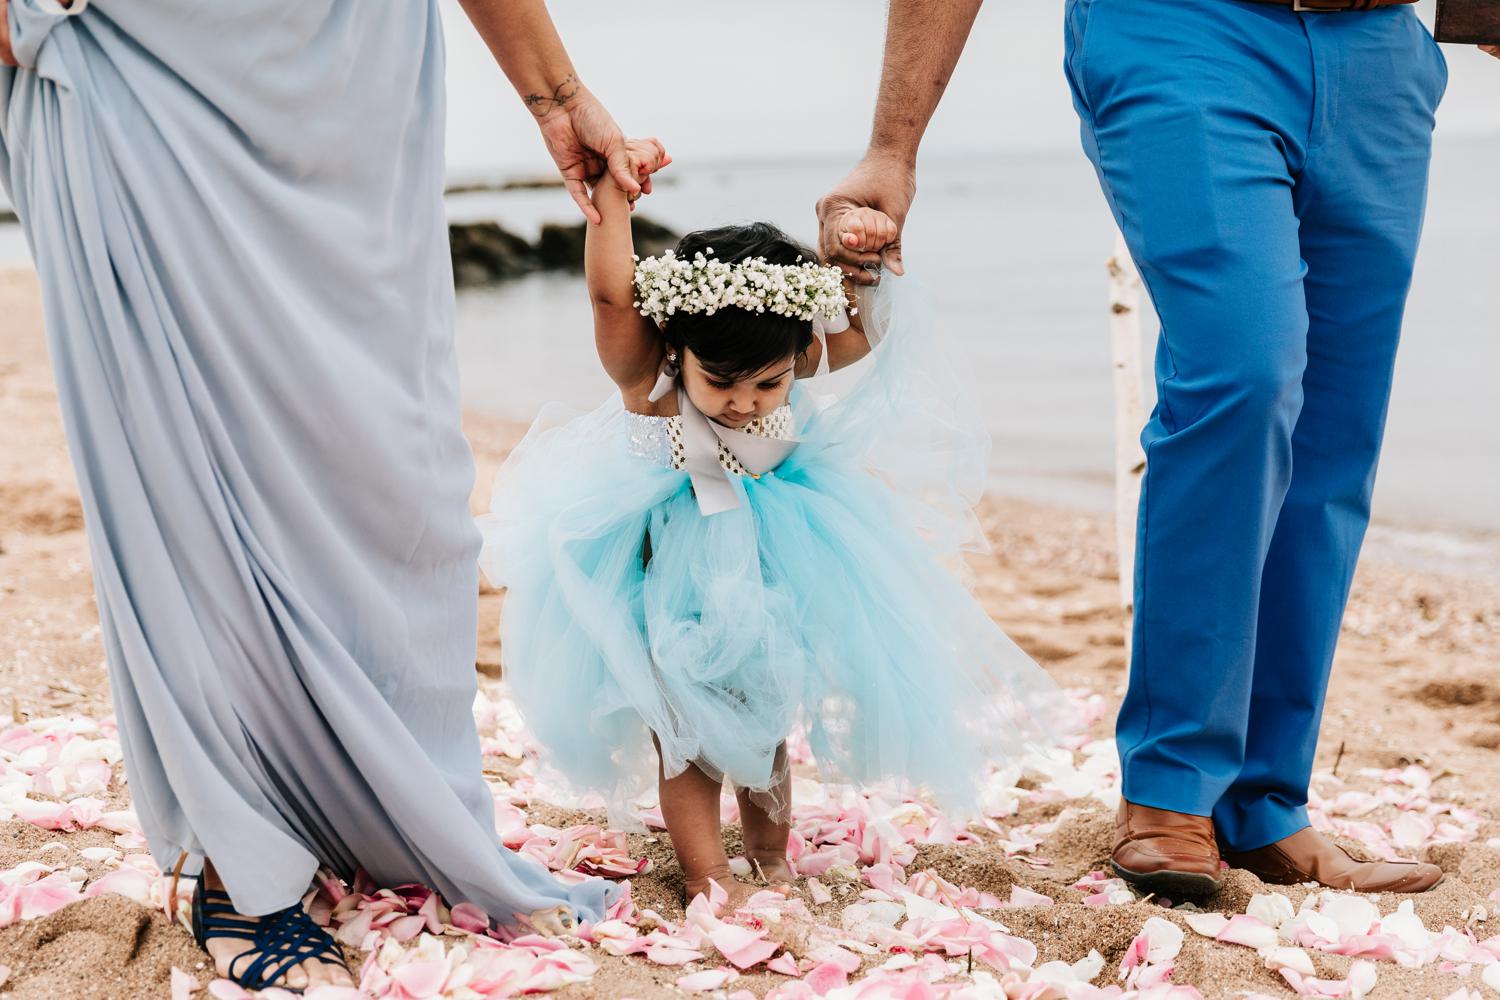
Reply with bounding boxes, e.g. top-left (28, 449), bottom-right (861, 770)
top-left (456, 0), bottom-right (644, 224)
top-left (1482, 45), bottom-right (1500, 60)
top-left (536, 90), bottom-right (643, 225)
top-left (2, 0), bottom-right (16, 67)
